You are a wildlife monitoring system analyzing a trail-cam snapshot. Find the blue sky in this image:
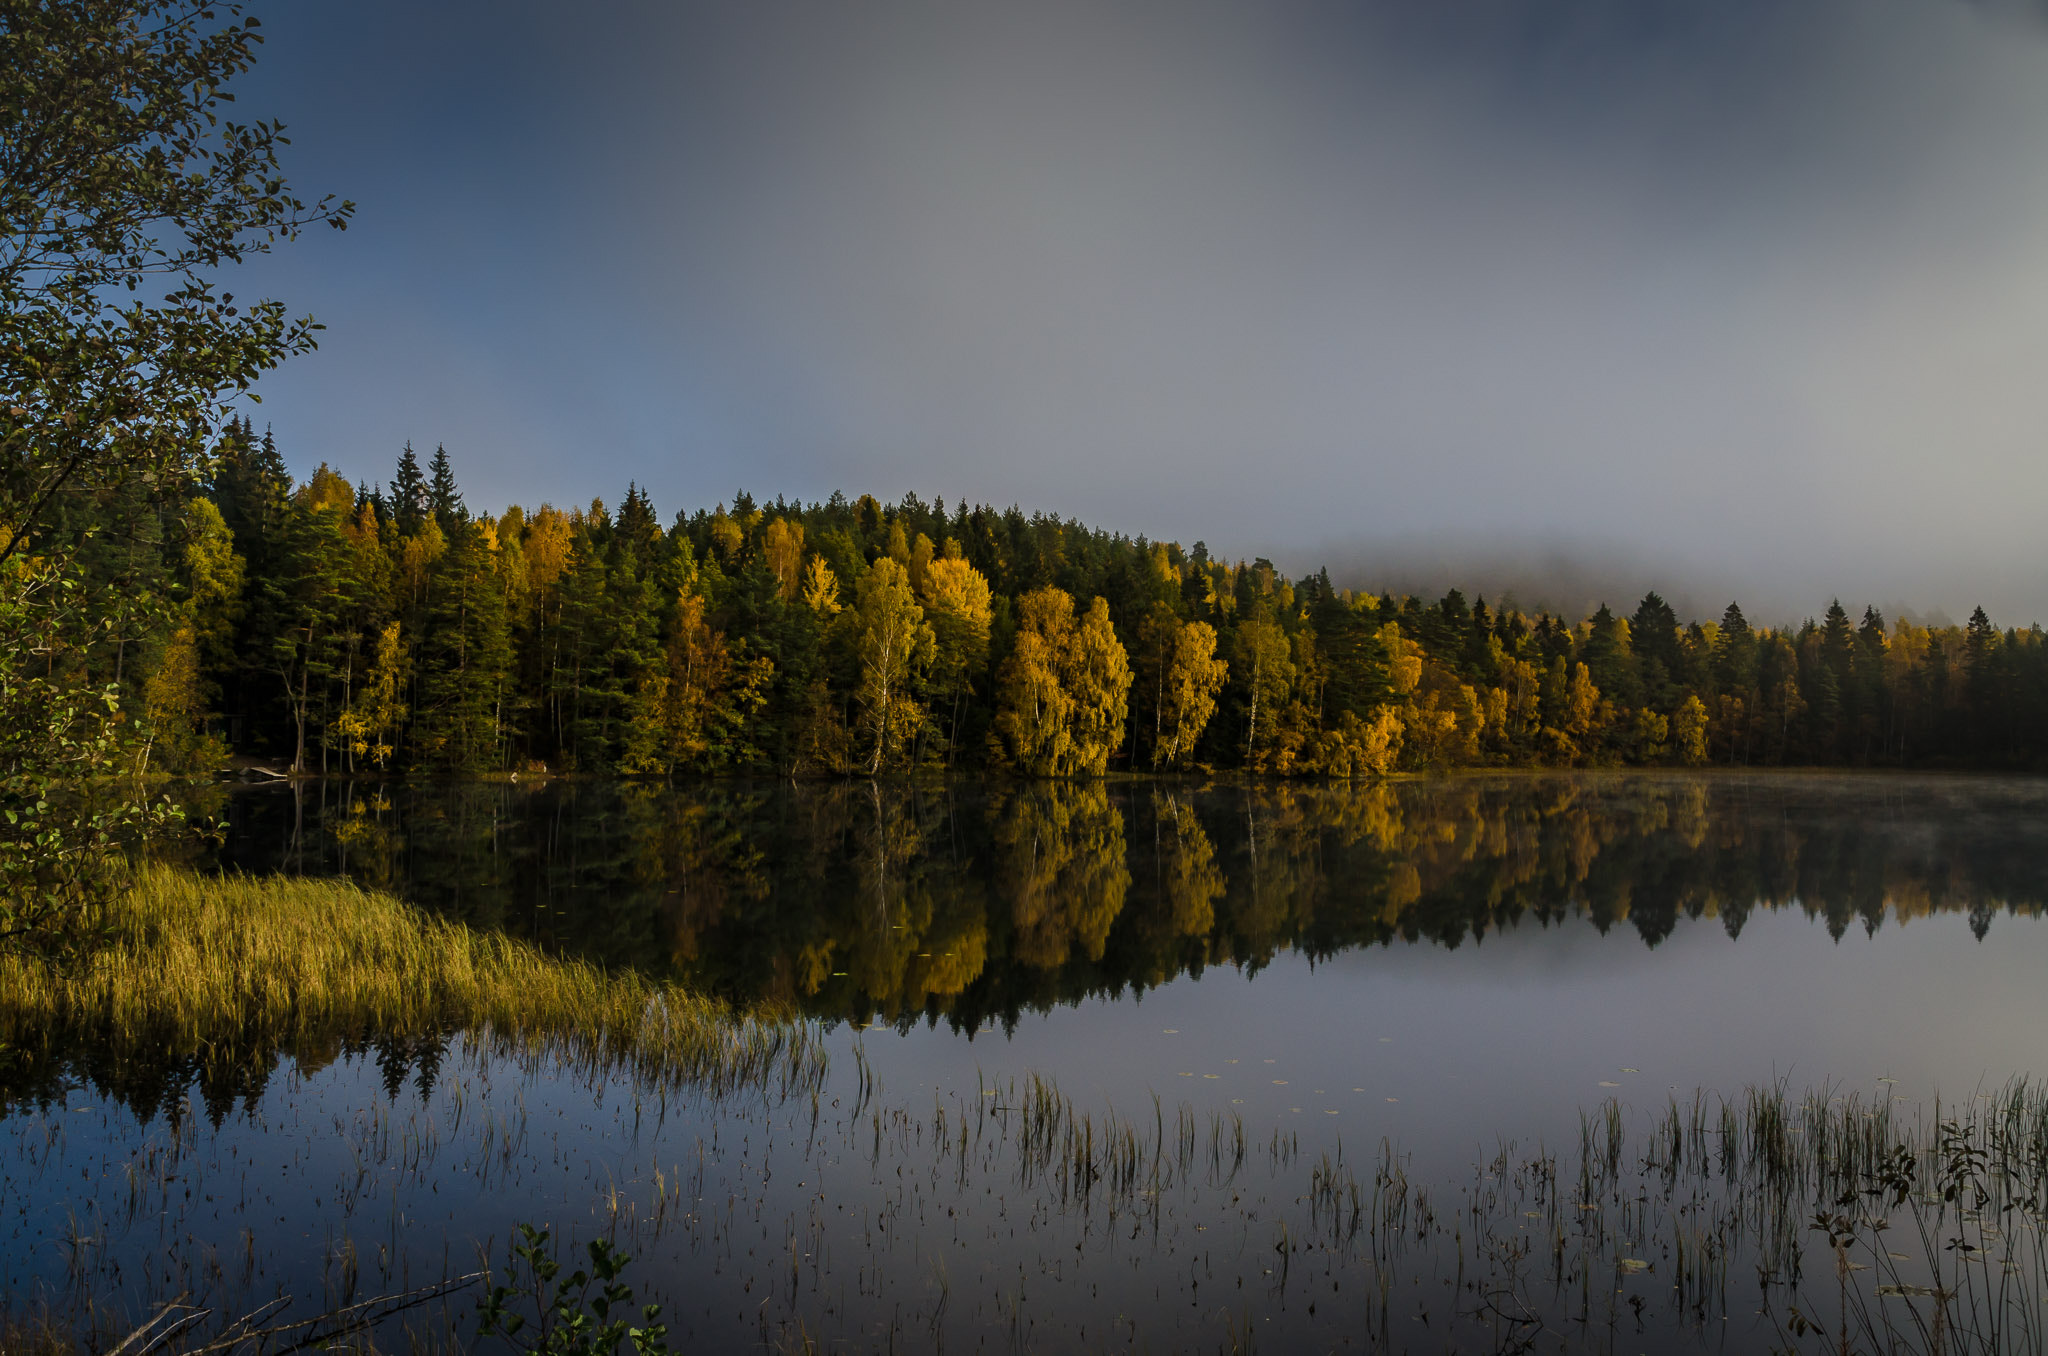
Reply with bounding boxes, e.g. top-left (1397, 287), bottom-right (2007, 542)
top-left (230, 1), bottom-right (2048, 624)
